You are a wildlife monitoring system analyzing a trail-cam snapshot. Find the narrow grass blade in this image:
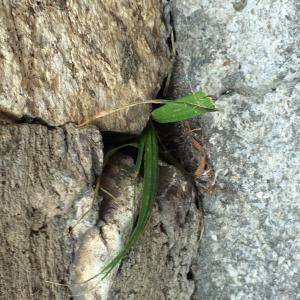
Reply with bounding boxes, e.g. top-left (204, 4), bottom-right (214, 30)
top-left (76, 100), bottom-right (166, 127)
top-left (100, 122), bottom-right (159, 278)
top-left (151, 91), bottom-right (218, 123)
top-left (135, 134), bottom-right (145, 175)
